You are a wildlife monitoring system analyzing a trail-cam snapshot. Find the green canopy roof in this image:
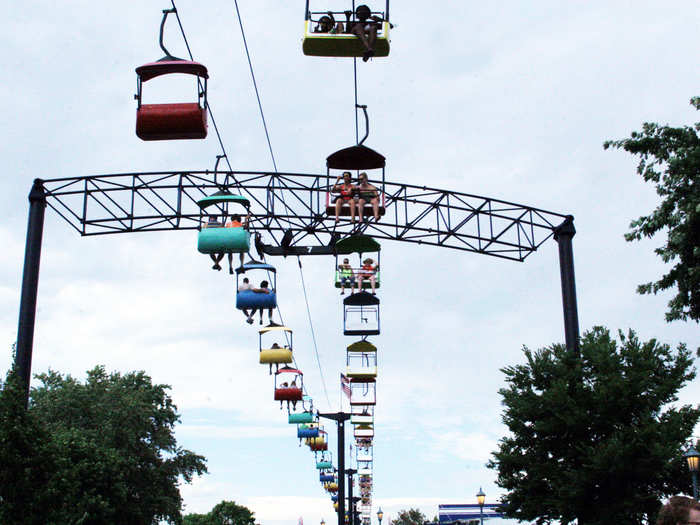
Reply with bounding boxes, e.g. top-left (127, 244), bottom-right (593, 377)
top-left (197, 191), bottom-right (250, 210)
top-left (335, 235), bottom-right (380, 255)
